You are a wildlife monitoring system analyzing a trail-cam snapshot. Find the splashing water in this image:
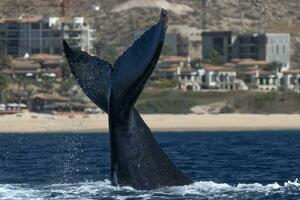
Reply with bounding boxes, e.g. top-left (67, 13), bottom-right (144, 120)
top-left (1, 179), bottom-right (300, 200)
